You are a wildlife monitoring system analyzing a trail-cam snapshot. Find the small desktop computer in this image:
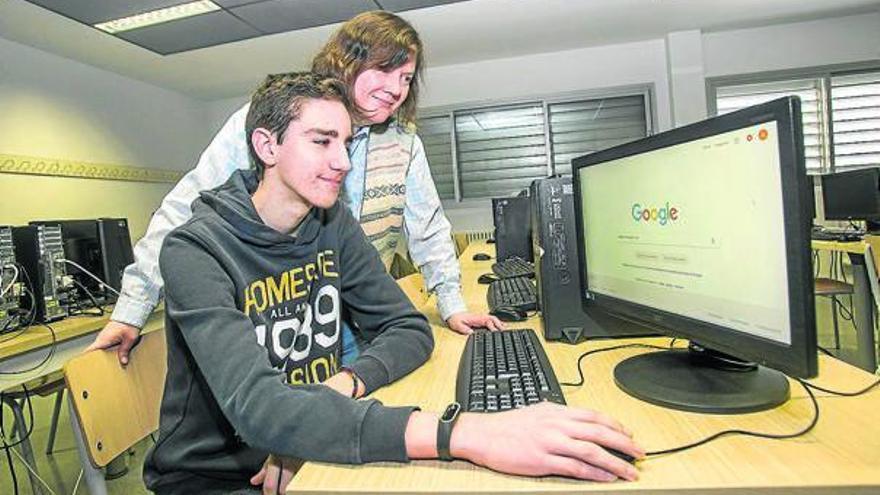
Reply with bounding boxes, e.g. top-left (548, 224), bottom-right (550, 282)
top-left (0, 226), bottom-right (24, 331)
top-left (529, 176), bottom-right (653, 343)
top-left (572, 96), bottom-right (816, 413)
top-left (31, 218), bottom-right (134, 304)
top-left (12, 224), bottom-right (71, 323)
top-left (820, 166), bottom-right (880, 233)
top-left (492, 196), bottom-right (533, 262)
